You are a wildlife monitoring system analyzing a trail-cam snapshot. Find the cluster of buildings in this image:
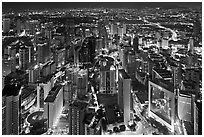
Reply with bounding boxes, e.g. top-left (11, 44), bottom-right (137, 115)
top-left (2, 6), bottom-right (202, 135)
